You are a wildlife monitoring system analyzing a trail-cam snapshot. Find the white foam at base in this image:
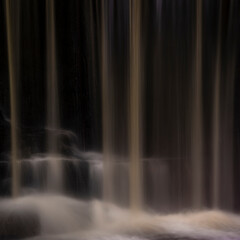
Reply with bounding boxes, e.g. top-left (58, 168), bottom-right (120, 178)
top-left (1, 195), bottom-right (240, 240)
